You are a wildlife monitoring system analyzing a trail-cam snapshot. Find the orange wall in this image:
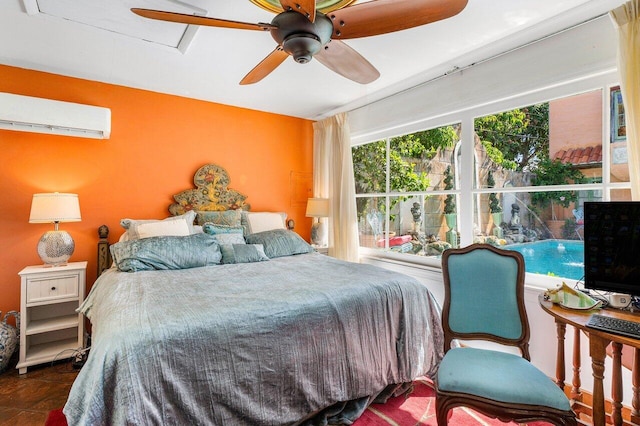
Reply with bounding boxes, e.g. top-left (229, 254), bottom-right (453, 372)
top-left (0, 65), bottom-right (313, 317)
